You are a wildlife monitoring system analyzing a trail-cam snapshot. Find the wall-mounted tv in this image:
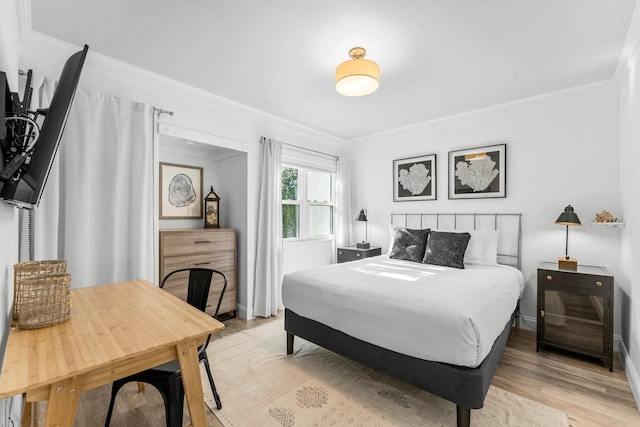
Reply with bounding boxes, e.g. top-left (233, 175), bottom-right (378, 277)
top-left (0, 44), bottom-right (89, 209)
